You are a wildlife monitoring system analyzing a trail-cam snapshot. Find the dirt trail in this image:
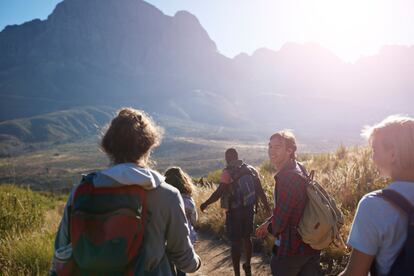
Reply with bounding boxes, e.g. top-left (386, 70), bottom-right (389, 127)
top-left (192, 233), bottom-right (271, 276)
